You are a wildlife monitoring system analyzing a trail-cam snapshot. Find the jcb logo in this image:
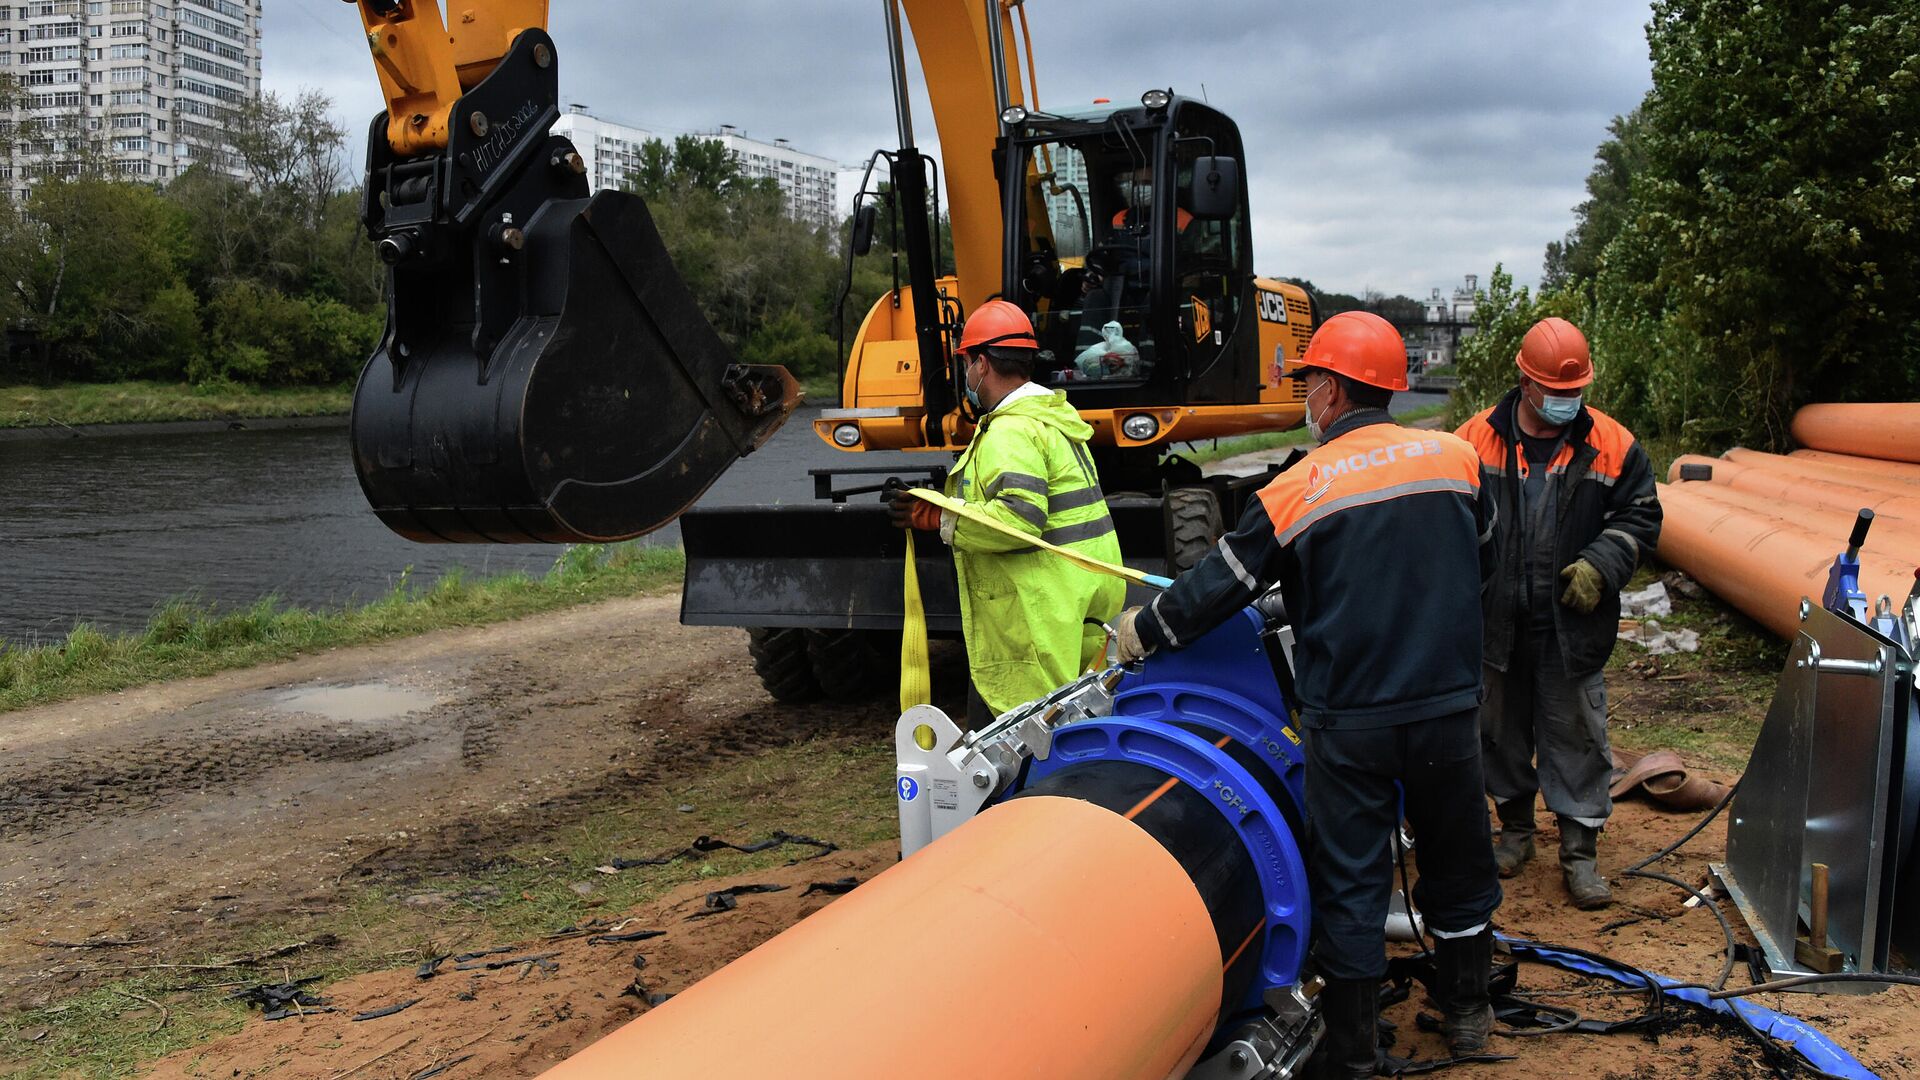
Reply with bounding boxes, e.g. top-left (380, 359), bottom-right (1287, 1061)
top-left (1257, 292), bottom-right (1289, 324)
